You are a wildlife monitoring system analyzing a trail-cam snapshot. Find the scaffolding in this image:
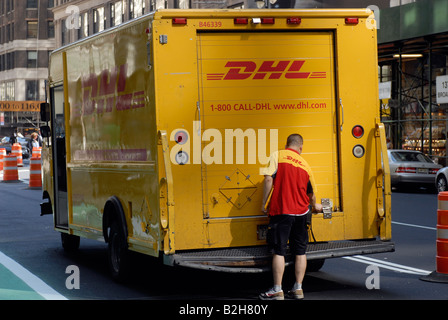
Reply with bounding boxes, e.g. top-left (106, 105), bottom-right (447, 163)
top-left (379, 34), bottom-right (448, 166)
